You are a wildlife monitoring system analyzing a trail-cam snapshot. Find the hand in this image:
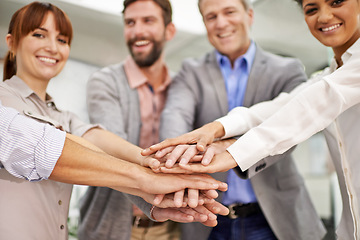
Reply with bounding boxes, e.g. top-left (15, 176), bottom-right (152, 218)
top-left (138, 168), bottom-right (228, 196)
top-left (142, 121), bottom-right (225, 156)
top-left (154, 144), bottom-right (205, 168)
top-left (154, 139), bottom-right (238, 168)
top-left (139, 154), bottom-right (163, 173)
top-left (152, 201), bottom-right (229, 227)
top-left (140, 189), bottom-right (219, 208)
top-left (158, 151), bottom-right (238, 174)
